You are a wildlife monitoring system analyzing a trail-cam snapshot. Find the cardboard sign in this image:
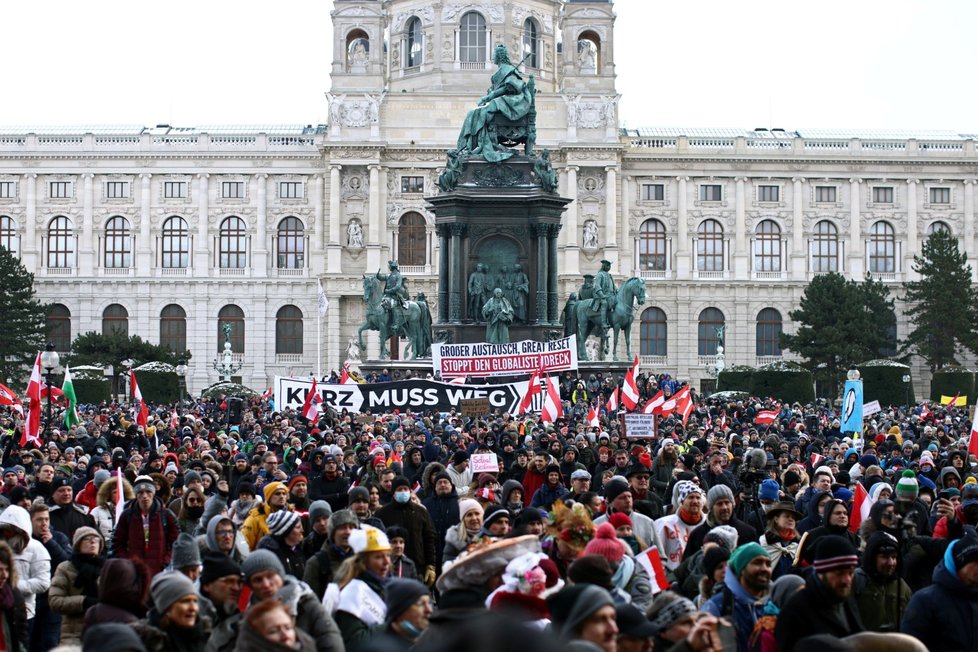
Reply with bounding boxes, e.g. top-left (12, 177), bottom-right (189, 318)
top-left (460, 398), bottom-right (491, 417)
top-left (623, 413), bottom-right (656, 439)
top-left (470, 452), bottom-right (499, 474)
top-left (862, 400), bottom-right (882, 418)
